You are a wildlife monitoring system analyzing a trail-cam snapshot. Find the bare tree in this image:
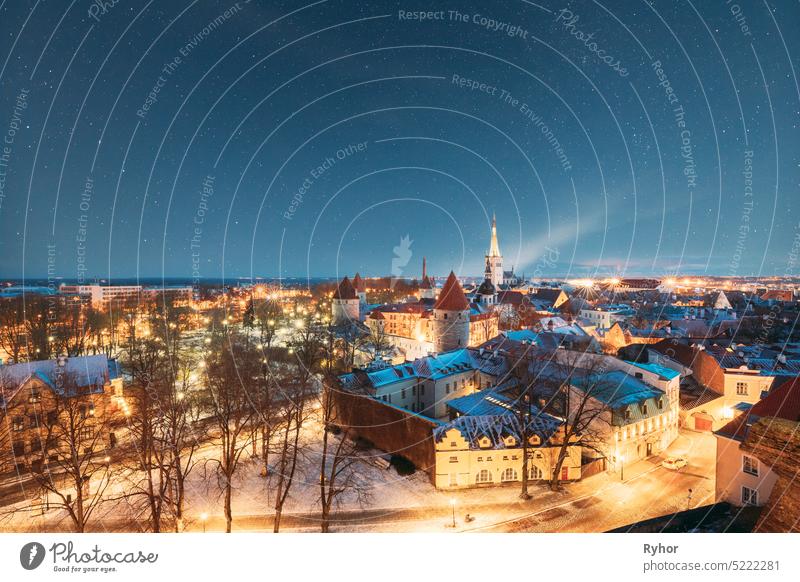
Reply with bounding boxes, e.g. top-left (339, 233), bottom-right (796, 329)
top-left (537, 348), bottom-right (613, 491)
top-left (271, 314), bottom-right (323, 532)
top-left (318, 374), bottom-right (371, 532)
top-left (29, 371), bottom-right (119, 532)
top-left (204, 332), bottom-right (260, 532)
top-left (0, 296), bottom-right (28, 362)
